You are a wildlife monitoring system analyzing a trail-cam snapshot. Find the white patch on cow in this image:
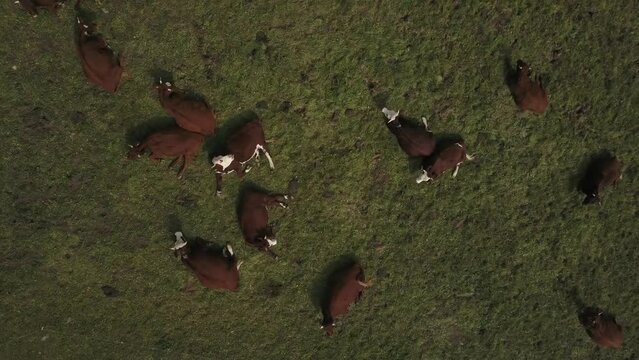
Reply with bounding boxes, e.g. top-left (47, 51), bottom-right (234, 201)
top-left (266, 238), bottom-right (277, 246)
top-left (455, 142), bottom-right (463, 148)
top-left (165, 82), bottom-right (172, 87)
top-left (170, 231), bottom-right (187, 250)
top-left (225, 244), bottom-right (234, 256)
top-left (421, 117), bottom-right (429, 130)
top-left (257, 144), bottom-right (275, 169)
top-left (382, 107), bottom-right (400, 123)
top-left (452, 165), bottom-right (460, 178)
top-left (212, 154), bottom-right (234, 170)
top-left (236, 261), bottom-right (244, 271)
top-left (416, 170), bottom-right (431, 184)
top-left (465, 153), bottom-right (474, 161)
